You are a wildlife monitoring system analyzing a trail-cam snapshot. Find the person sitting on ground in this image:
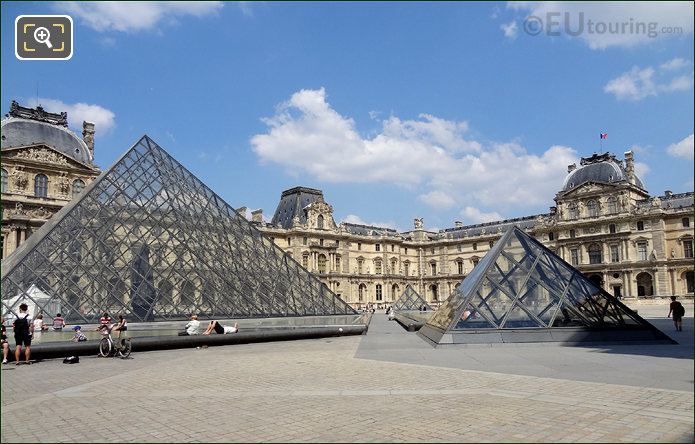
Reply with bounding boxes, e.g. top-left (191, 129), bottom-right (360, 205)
top-left (111, 315), bottom-right (127, 336)
top-left (52, 313), bottom-right (66, 331)
top-left (202, 320), bottom-right (239, 335)
top-left (1, 322), bottom-right (9, 364)
top-left (180, 315), bottom-right (201, 336)
top-left (33, 314), bottom-right (49, 332)
top-left (71, 326), bottom-right (87, 342)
